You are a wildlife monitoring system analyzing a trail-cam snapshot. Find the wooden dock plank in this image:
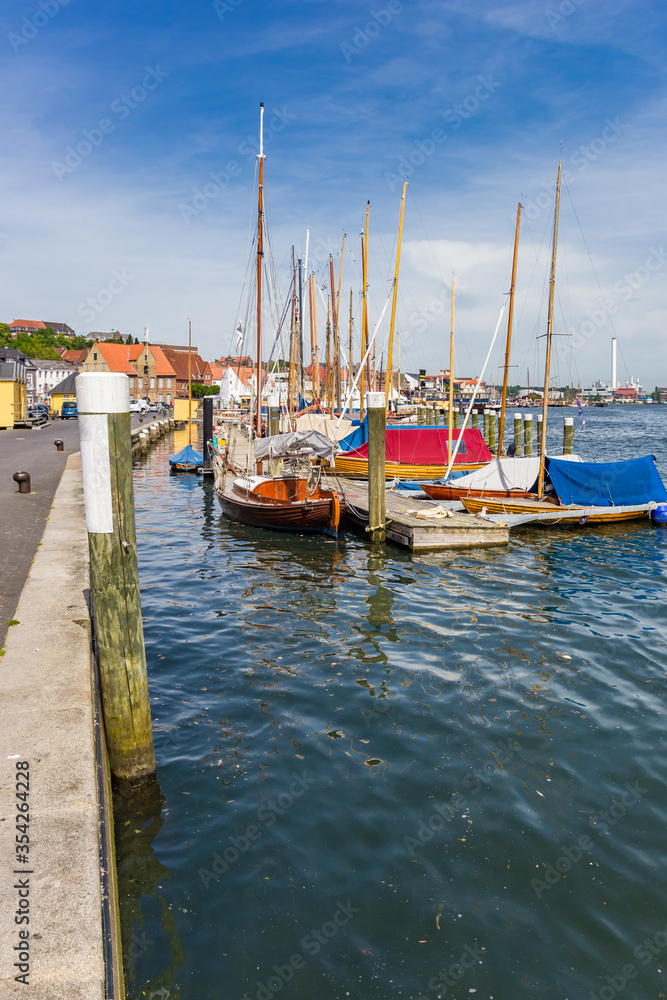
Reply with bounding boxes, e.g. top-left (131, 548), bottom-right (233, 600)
top-left (330, 478), bottom-right (509, 551)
